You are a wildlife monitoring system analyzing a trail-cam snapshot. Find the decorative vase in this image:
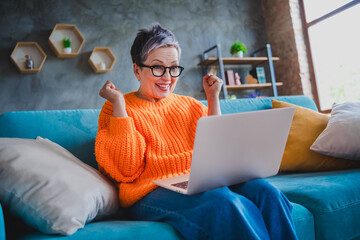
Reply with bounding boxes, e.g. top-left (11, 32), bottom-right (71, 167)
top-left (25, 55), bottom-right (33, 69)
top-left (64, 47), bottom-right (72, 54)
top-left (99, 62), bottom-right (106, 70)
